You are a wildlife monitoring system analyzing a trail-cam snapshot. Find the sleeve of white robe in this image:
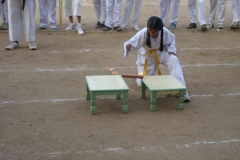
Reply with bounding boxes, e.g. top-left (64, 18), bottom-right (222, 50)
top-left (123, 27), bottom-right (147, 58)
top-left (163, 28), bottom-right (176, 54)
